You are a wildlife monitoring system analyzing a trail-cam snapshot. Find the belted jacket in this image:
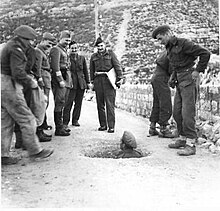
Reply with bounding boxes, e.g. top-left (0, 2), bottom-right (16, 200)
top-left (35, 44), bottom-right (50, 78)
top-left (90, 49), bottom-right (122, 82)
top-left (50, 43), bottom-right (72, 88)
